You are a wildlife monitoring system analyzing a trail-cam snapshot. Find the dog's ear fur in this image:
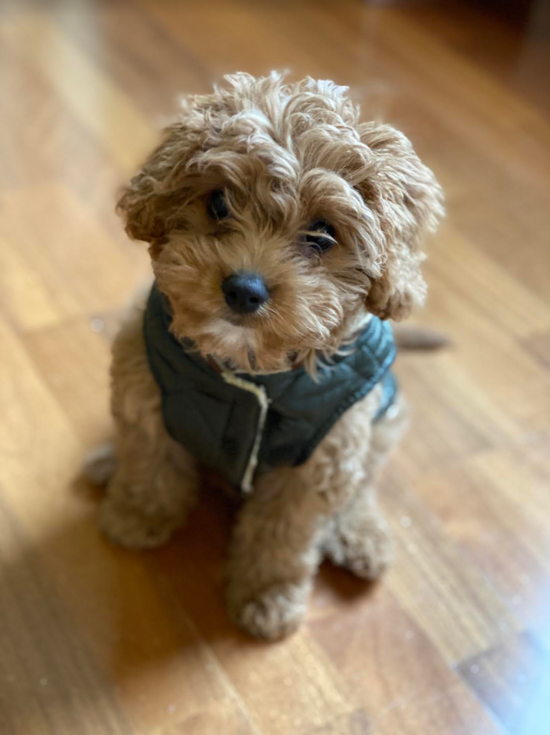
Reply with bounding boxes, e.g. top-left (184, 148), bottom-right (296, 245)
top-left (358, 124), bottom-right (444, 321)
top-left (116, 111), bottom-right (205, 255)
